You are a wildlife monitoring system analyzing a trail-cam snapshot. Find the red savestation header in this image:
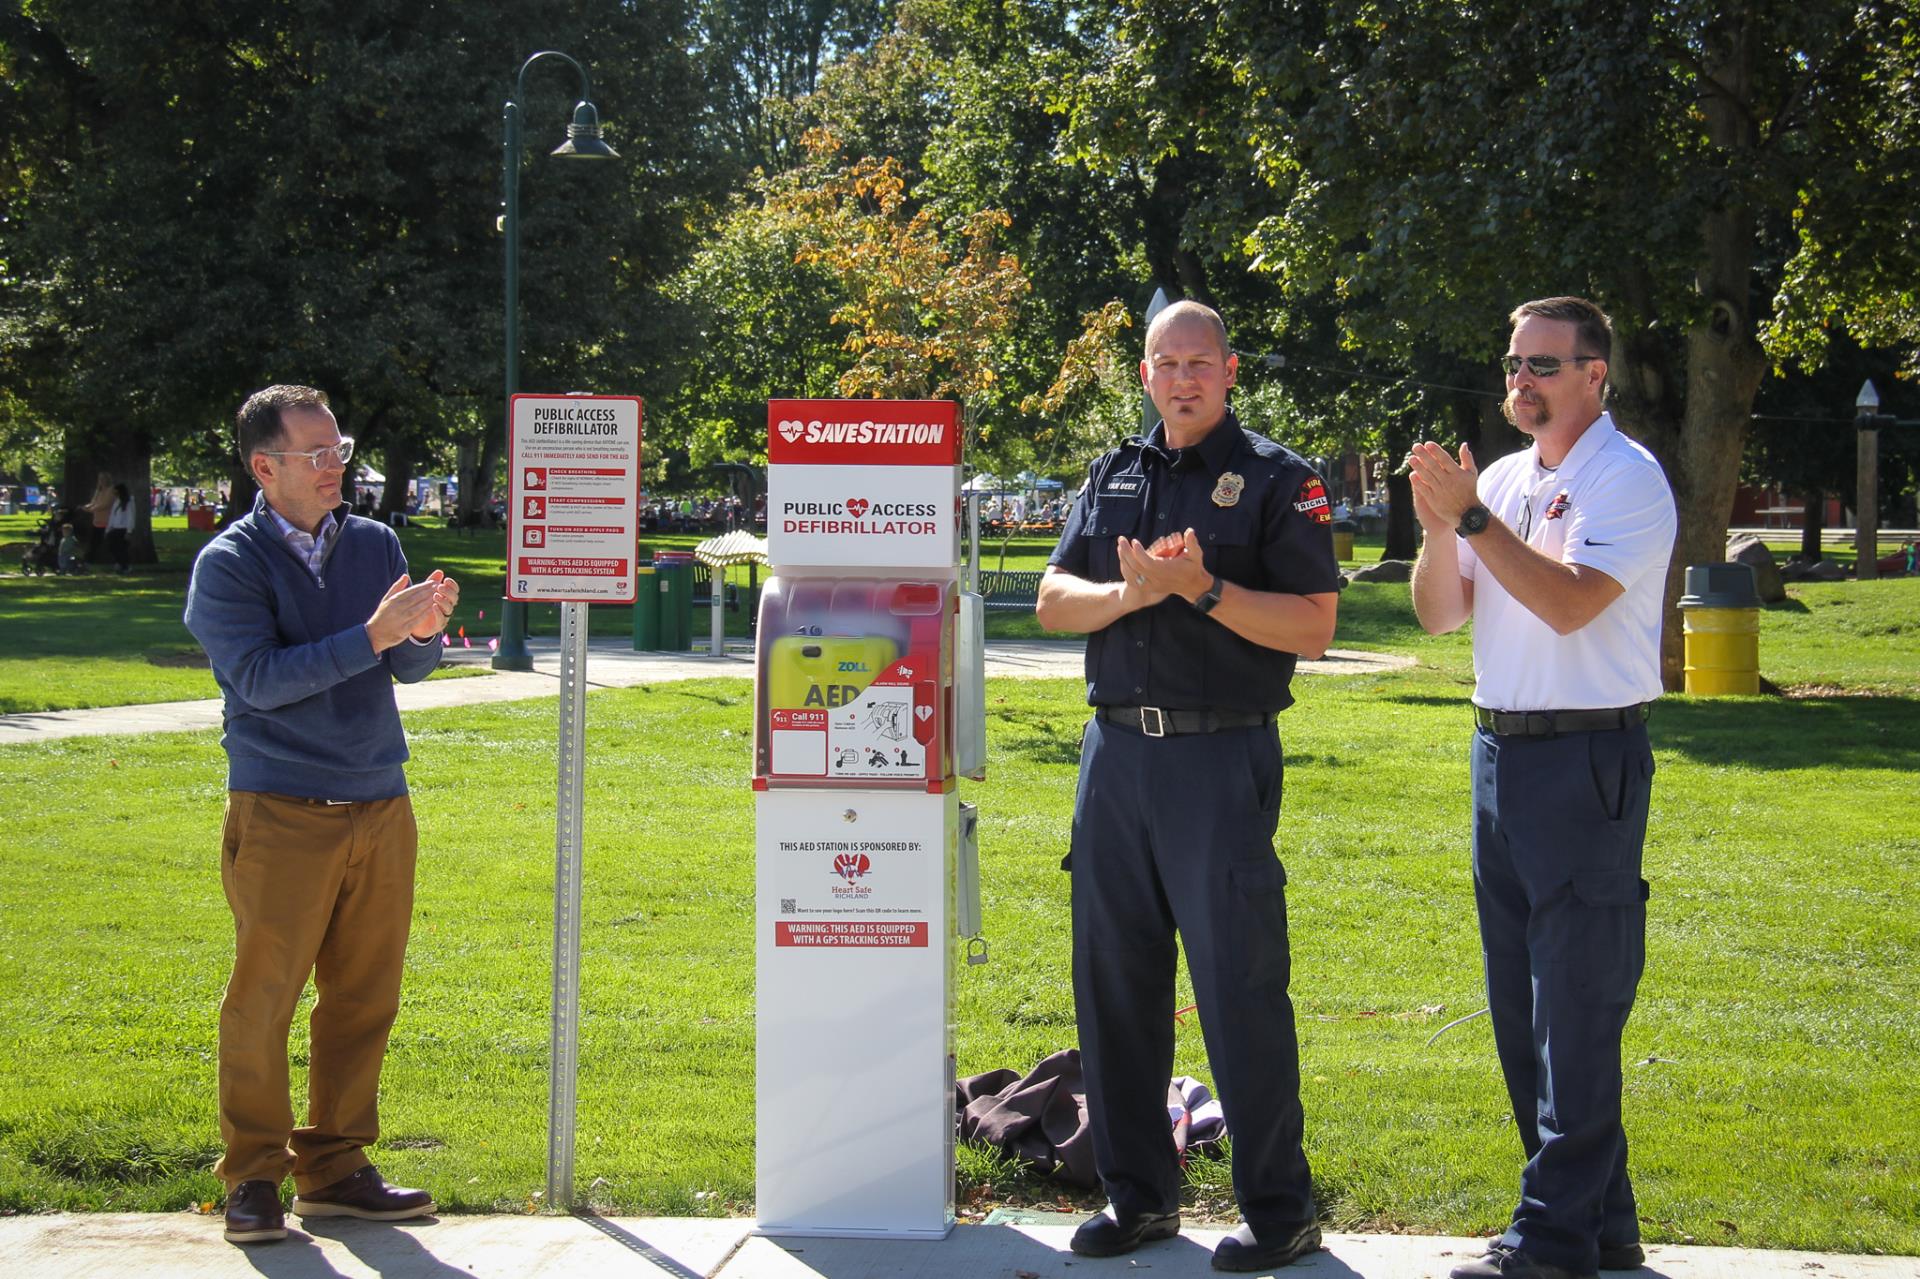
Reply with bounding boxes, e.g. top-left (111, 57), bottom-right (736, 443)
top-left (768, 399), bottom-right (961, 467)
